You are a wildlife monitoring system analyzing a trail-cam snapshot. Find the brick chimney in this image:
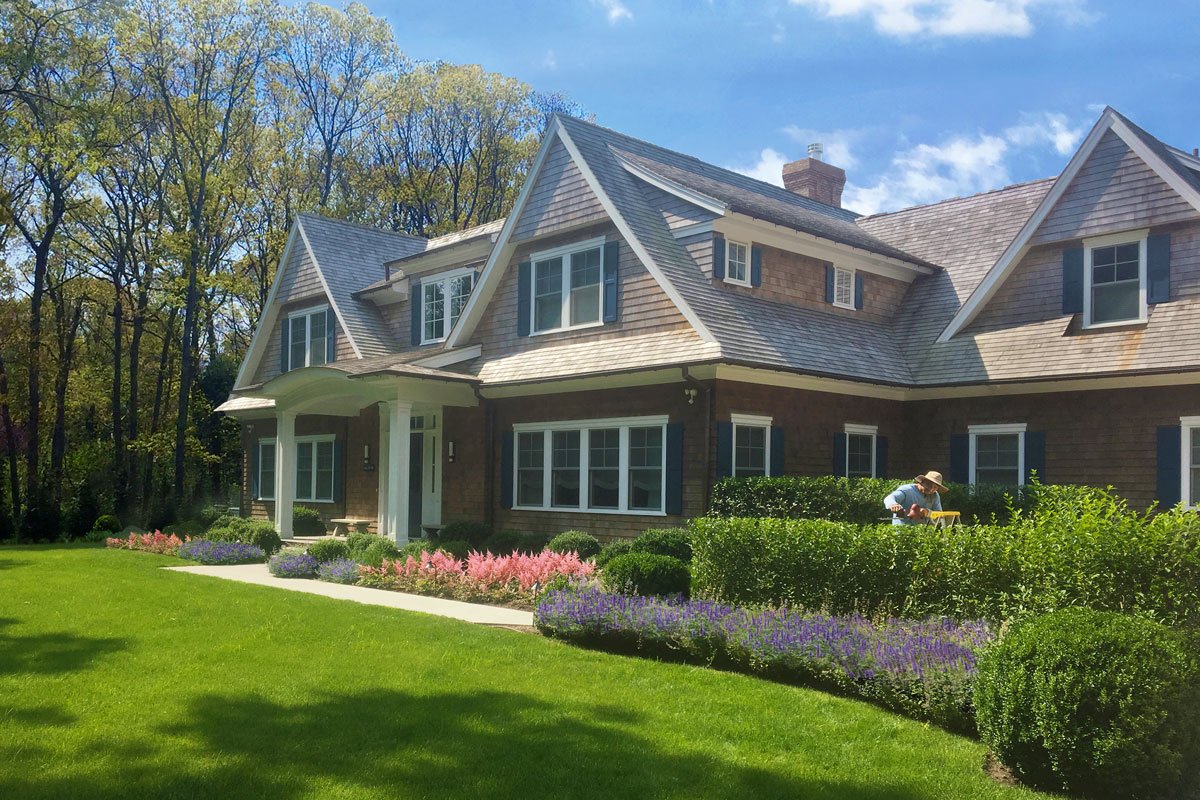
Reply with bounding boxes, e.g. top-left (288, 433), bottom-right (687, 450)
top-left (782, 143), bottom-right (846, 208)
